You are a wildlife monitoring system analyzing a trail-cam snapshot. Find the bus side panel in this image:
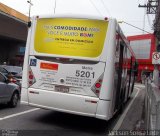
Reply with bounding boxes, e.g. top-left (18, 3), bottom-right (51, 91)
top-left (21, 88), bottom-right (29, 104)
top-left (99, 19), bottom-right (116, 100)
top-left (28, 88), bottom-right (98, 116)
top-left (21, 19), bottom-right (36, 104)
top-left (96, 20), bottom-right (116, 120)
